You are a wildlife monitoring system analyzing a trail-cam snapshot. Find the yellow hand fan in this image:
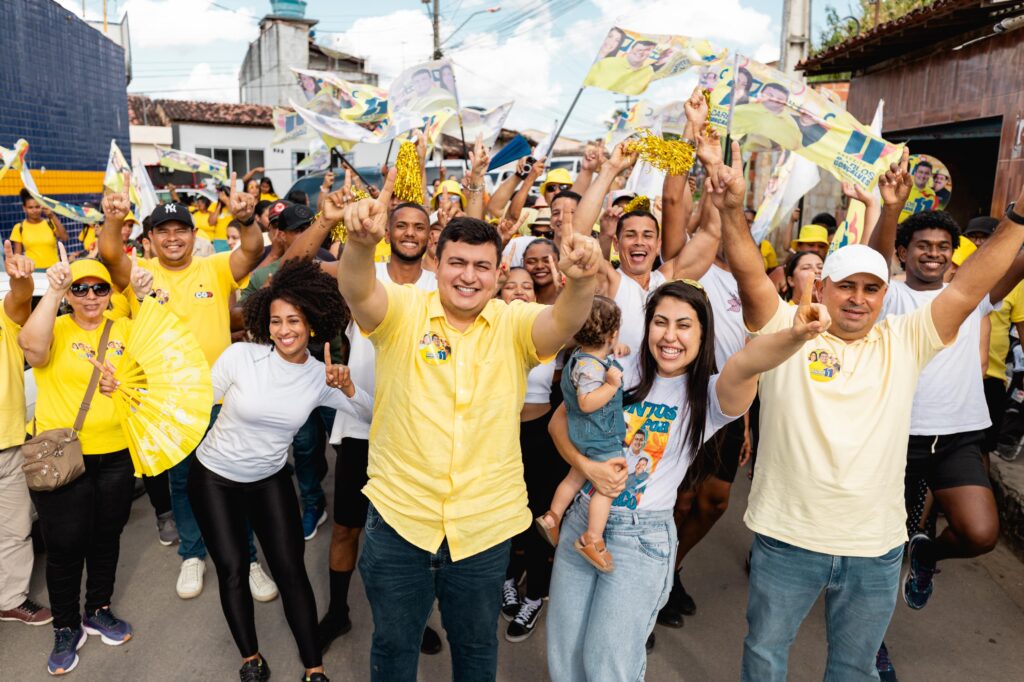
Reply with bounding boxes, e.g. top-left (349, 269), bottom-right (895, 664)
top-left (98, 300), bottom-right (214, 477)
